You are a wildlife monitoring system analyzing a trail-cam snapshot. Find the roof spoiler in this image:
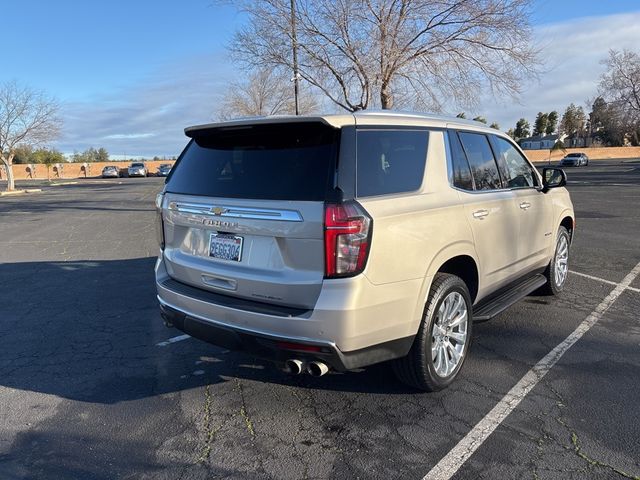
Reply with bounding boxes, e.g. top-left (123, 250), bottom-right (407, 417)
top-left (184, 116), bottom-right (337, 138)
